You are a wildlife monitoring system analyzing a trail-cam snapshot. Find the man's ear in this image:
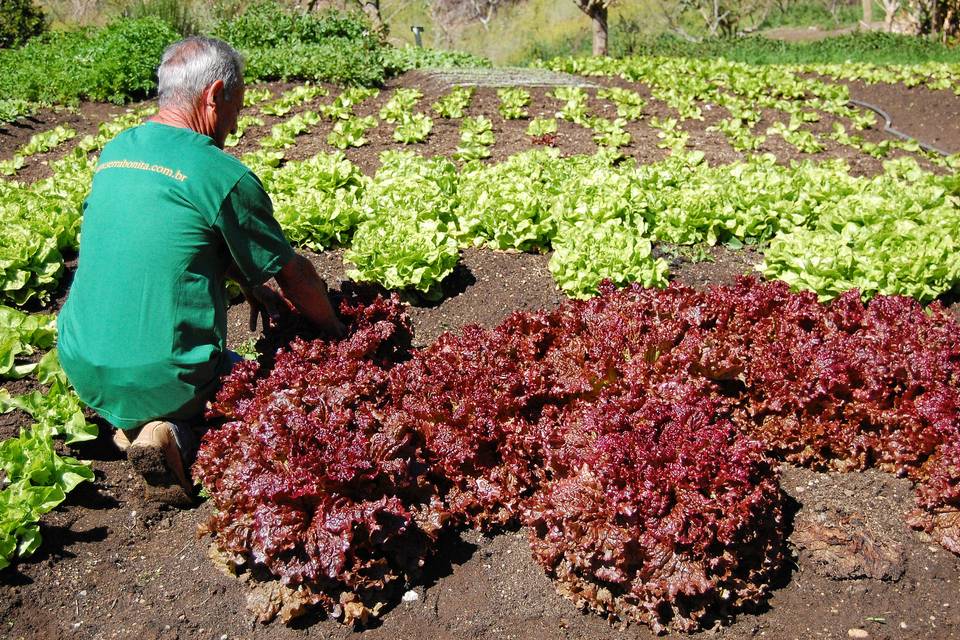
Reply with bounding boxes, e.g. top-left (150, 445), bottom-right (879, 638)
top-left (205, 79), bottom-right (226, 107)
